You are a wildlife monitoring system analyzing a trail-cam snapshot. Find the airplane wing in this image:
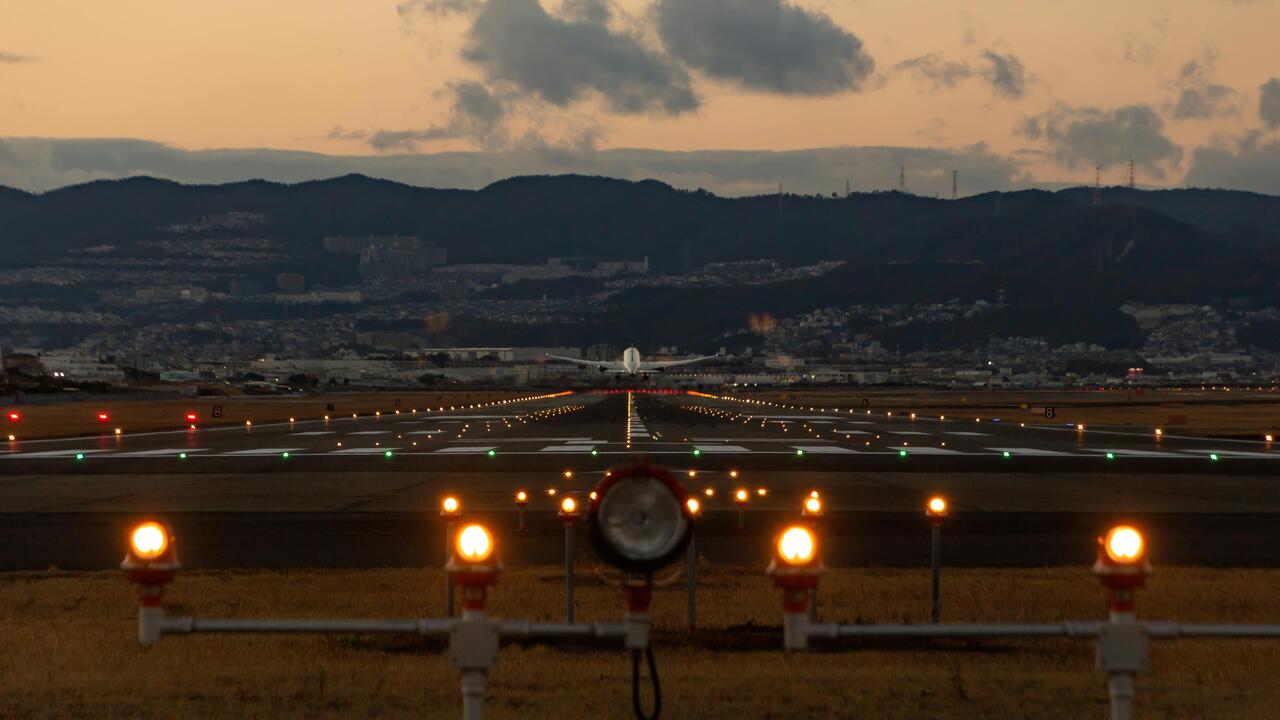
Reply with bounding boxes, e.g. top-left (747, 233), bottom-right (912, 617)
top-left (544, 353), bottom-right (626, 372)
top-left (638, 354), bottom-right (720, 371)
